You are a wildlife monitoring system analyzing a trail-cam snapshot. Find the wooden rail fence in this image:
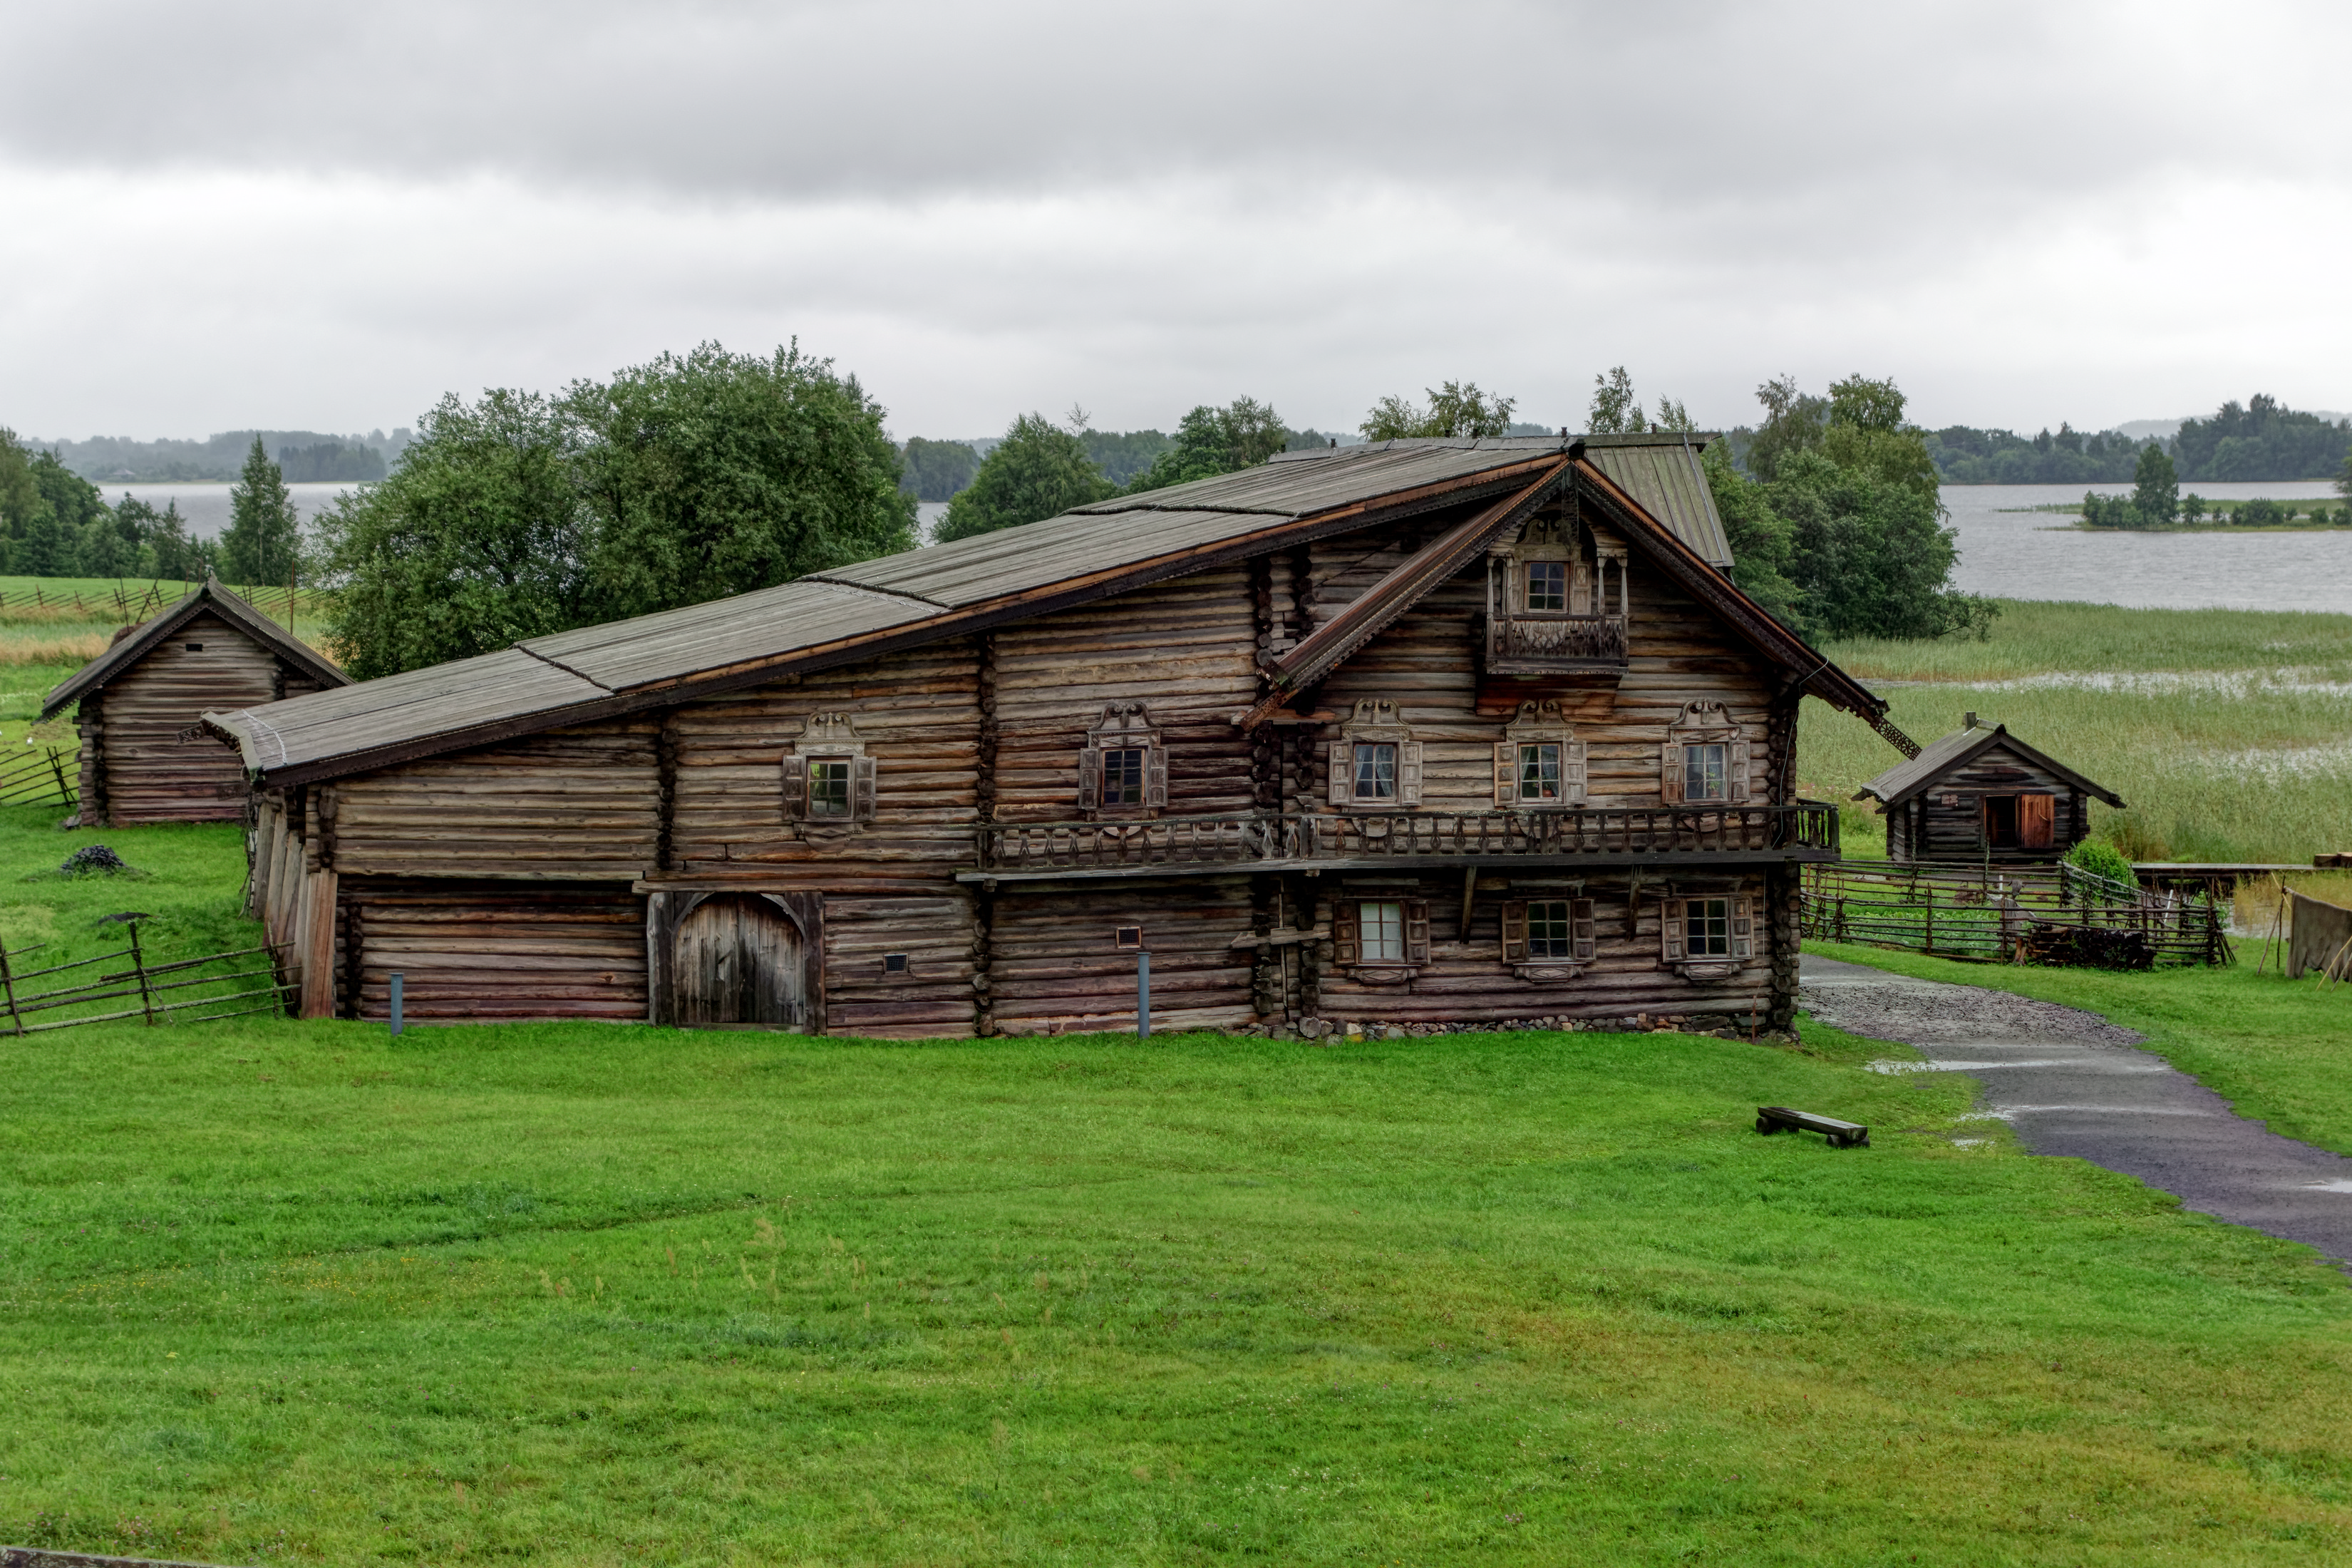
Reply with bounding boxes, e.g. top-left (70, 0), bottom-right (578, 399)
top-left (0, 924), bottom-right (292, 1033)
top-left (1802, 860), bottom-right (2228, 967)
top-left (0, 747), bottom-right (76, 808)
